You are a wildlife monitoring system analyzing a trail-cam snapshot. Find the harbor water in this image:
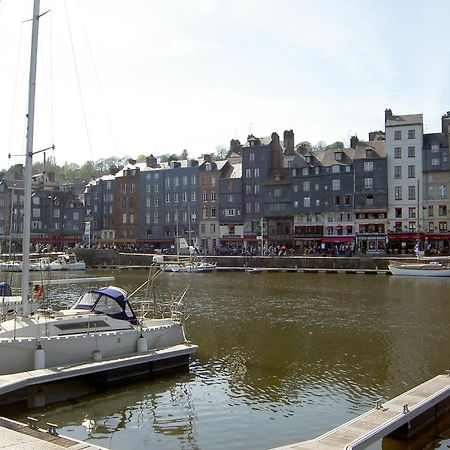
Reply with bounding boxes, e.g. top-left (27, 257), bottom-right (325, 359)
top-left (1, 269), bottom-right (449, 449)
